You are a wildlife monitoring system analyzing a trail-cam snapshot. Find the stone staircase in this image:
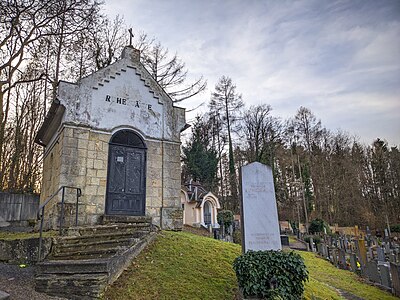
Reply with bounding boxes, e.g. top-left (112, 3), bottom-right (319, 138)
top-left (35, 216), bottom-right (156, 299)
